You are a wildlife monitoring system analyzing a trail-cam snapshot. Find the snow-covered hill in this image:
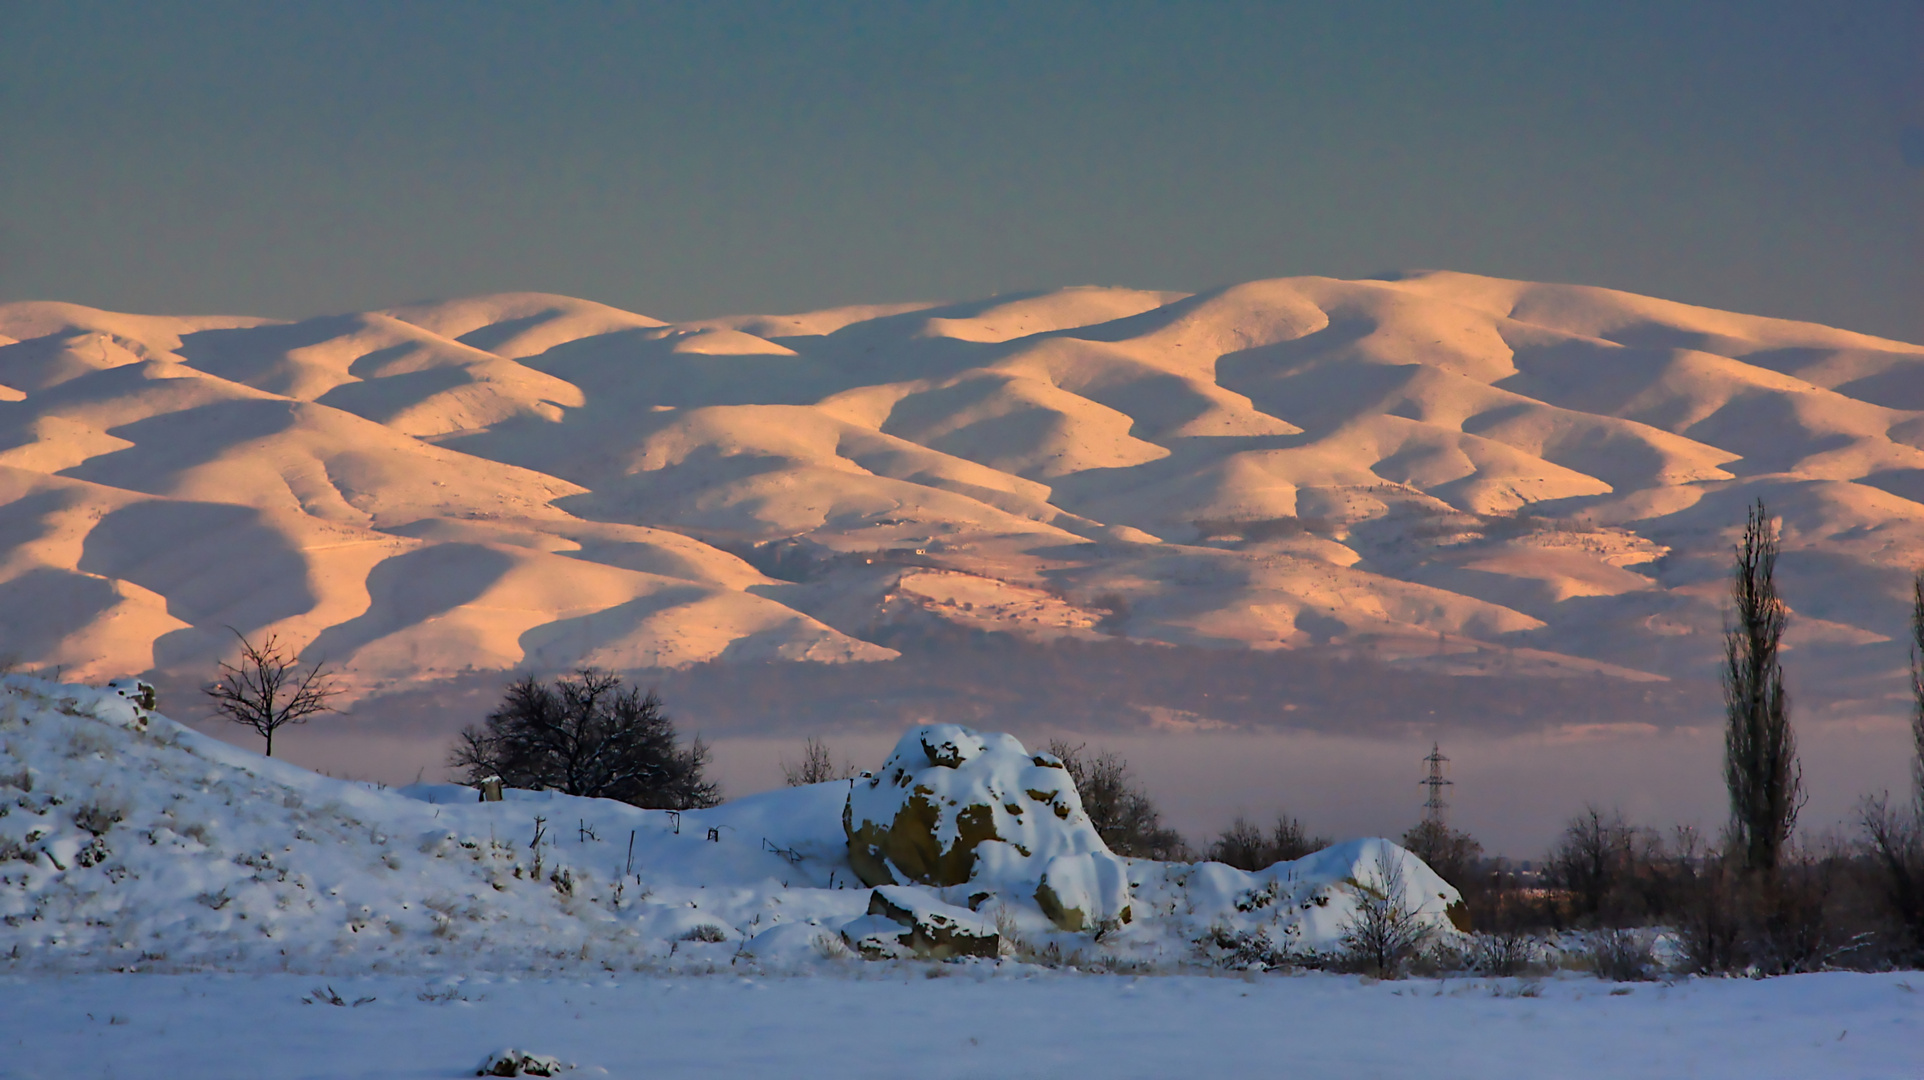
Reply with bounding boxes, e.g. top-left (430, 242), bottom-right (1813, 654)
top-left (3, 273), bottom-right (1922, 728)
top-left (0, 676), bottom-right (1455, 974)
